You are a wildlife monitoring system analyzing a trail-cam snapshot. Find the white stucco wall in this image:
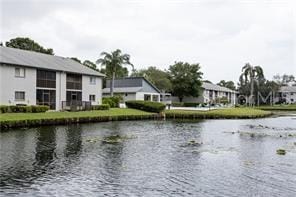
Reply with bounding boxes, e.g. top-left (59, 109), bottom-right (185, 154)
top-left (123, 93), bottom-right (137, 101)
top-left (82, 75), bottom-right (103, 105)
top-left (55, 72), bottom-right (67, 110)
top-left (0, 64), bottom-right (36, 106)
